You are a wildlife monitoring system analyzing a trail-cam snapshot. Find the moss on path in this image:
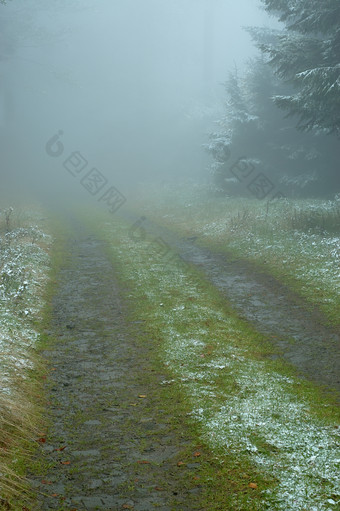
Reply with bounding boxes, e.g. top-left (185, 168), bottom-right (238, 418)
top-left (29, 221), bottom-right (206, 510)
